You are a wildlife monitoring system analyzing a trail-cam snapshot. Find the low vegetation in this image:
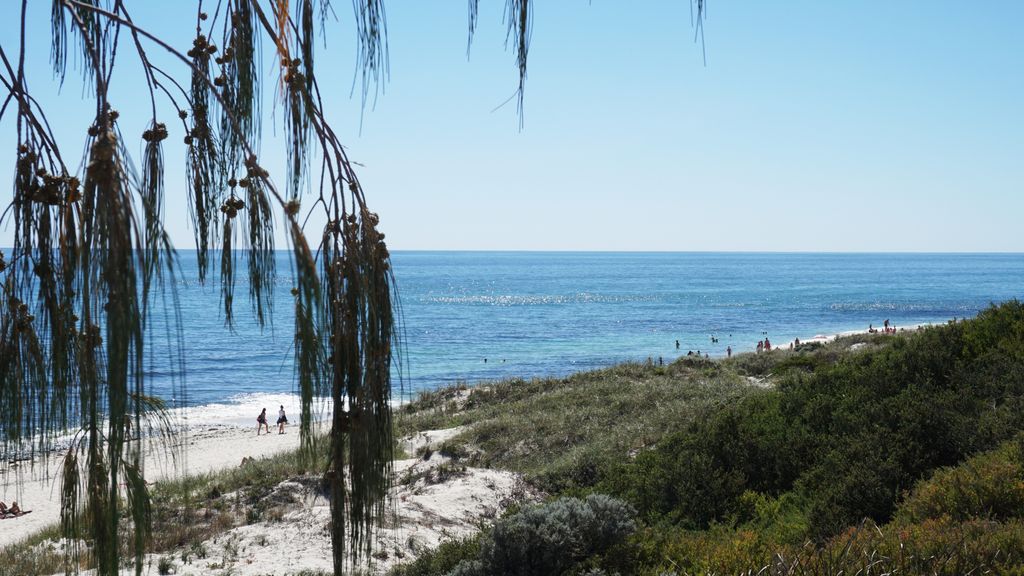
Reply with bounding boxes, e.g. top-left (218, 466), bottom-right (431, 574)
top-left (393, 301), bottom-right (1024, 575)
top-left (6, 302), bottom-right (1024, 575)
top-left (396, 358), bottom-right (754, 494)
